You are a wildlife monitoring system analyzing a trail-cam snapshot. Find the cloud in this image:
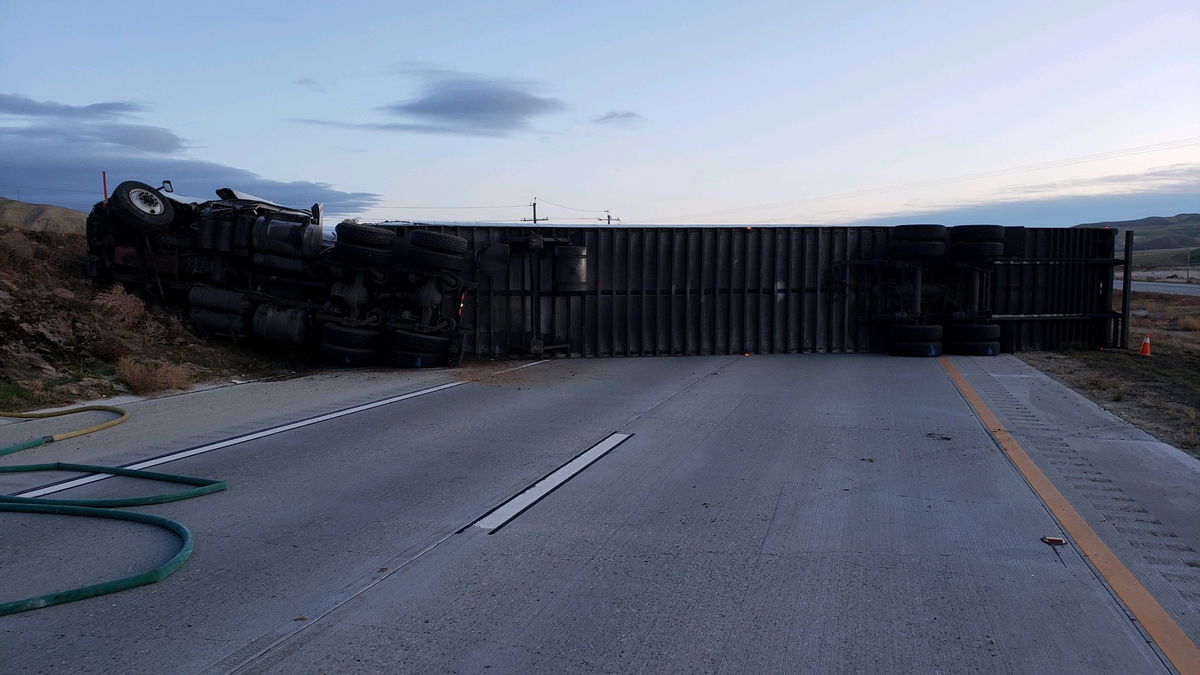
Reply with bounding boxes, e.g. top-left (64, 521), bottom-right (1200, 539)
top-left (994, 163), bottom-right (1199, 197)
top-left (0, 138), bottom-right (380, 213)
top-left (0, 93), bottom-right (144, 120)
top-left (1, 123), bottom-right (184, 153)
top-left (293, 77), bottom-right (324, 92)
top-left (299, 68), bottom-right (566, 137)
top-left (295, 118), bottom-right (510, 138)
top-left (0, 94), bottom-right (379, 214)
top-left (592, 110), bottom-right (643, 127)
